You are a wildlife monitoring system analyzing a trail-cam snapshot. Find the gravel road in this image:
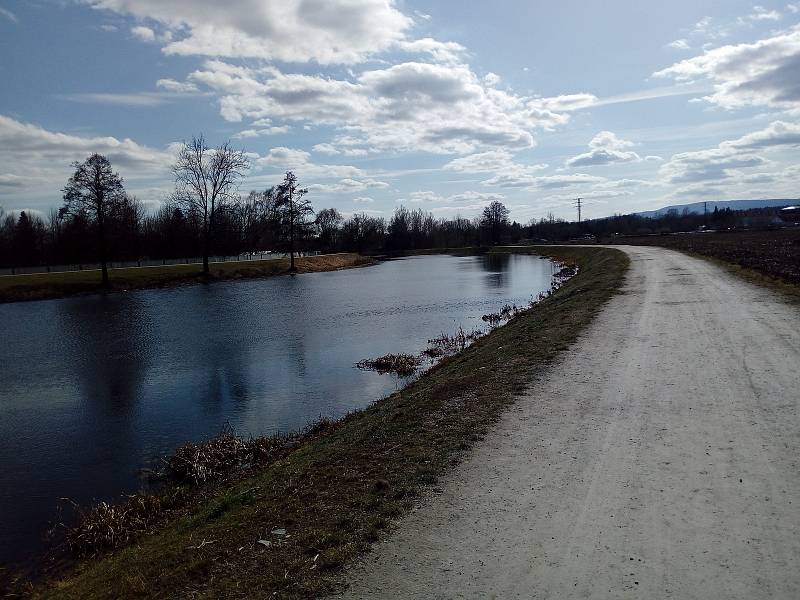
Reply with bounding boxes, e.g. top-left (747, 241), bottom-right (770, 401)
top-left (337, 245), bottom-right (800, 599)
